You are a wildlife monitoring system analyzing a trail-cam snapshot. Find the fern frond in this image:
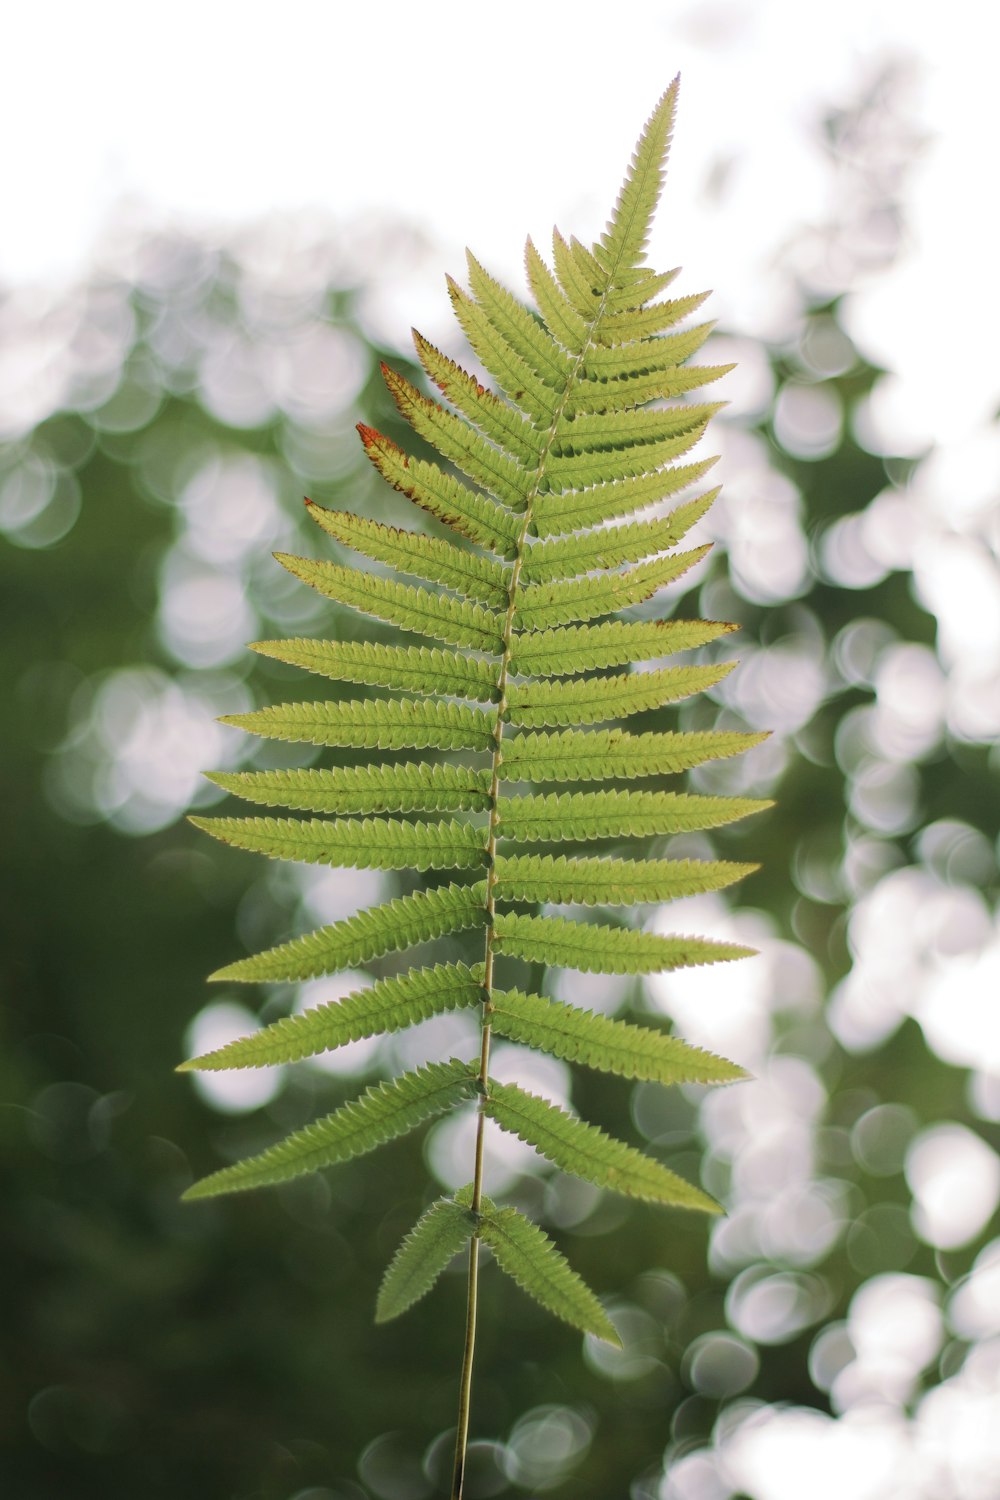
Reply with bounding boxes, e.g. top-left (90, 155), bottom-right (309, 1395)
top-left (211, 881), bottom-right (488, 983)
top-left (551, 228), bottom-right (601, 318)
top-left (509, 618), bottom-right (736, 676)
top-left (219, 698), bottom-right (495, 754)
top-left (250, 639), bottom-right (499, 701)
top-left (504, 663), bottom-right (733, 728)
top-left (493, 912), bottom-right (754, 975)
top-left (446, 276), bottom-right (561, 423)
top-left (544, 413), bottom-right (717, 489)
top-left (498, 789), bottom-right (772, 842)
top-left (477, 1196), bottom-right (621, 1346)
top-left (188, 85), bottom-right (769, 1363)
top-left (489, 990), bottom-right (748, 1085)
top-left (376, 1197), bottom-right (476, 1323)
top-left (498, 727), bottom-right (768, 782)
top-left (485, 1079), bottom-right (719, 1213)
top-left (513, 546), bottom-right (710, 631)
top-left (531, 463), bottom-right (717, 537)
top-left (381, 364), bottom-right (530, 509)
top-left (183, 1060), bottom-right (478, 1200)
top-left (524, 235), bottom-right (588, 349)
top-left (465, 251), bottom-right (573, 388)
top-left (580, 320), bottom-right (717, 379)
top-left (190, 814), bottom-right (488, 872)
top-left (357, 425), bottom-right (519, 552)
top-left (519, 498), bottom-right (716, 583)
top-left (180, 962), bottom-right (485, 1071)
top-left (273, 554), bottom-right (503, 652)
top-left (596, 290), bottom-right (712, 346)
top-left (565, 362), bottom-right (732, 416)
top-left (552, 401), bottom-right (724, 454)
top-left (492, 853), bottom-right (757, 907)
top-left (413, 330), bottom-right (539, 465)
top-left (205, 763), bottom-right (493, 816)
top-left (597, 80), bottom-right (679, 279)
top-left (304, 502), bottom-right (512, 608)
